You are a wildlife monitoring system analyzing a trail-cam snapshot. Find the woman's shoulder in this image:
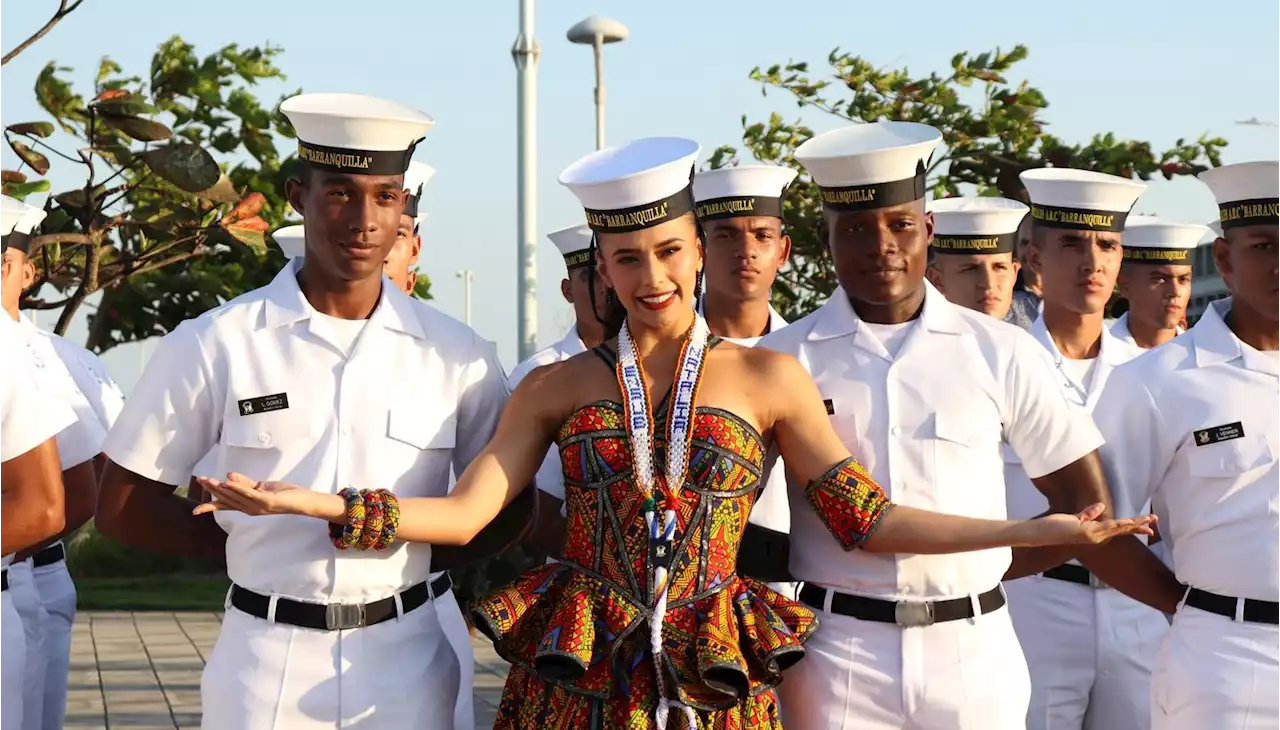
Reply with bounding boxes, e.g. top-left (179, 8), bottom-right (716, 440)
top-left (713, 341), bottom-right (807, 380)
